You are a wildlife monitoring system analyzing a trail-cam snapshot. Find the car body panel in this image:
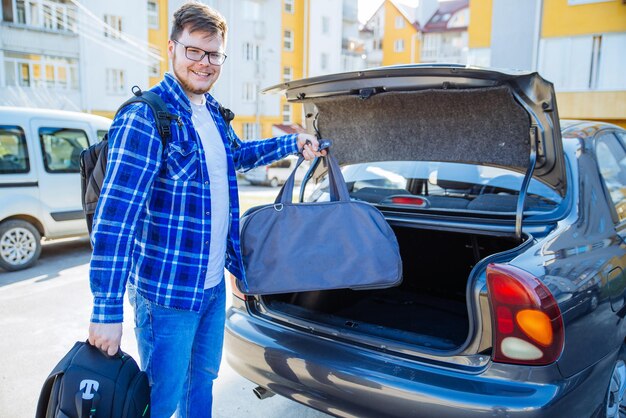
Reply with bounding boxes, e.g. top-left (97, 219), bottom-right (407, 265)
top-left (226, 301), bottom-right (616, 417)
